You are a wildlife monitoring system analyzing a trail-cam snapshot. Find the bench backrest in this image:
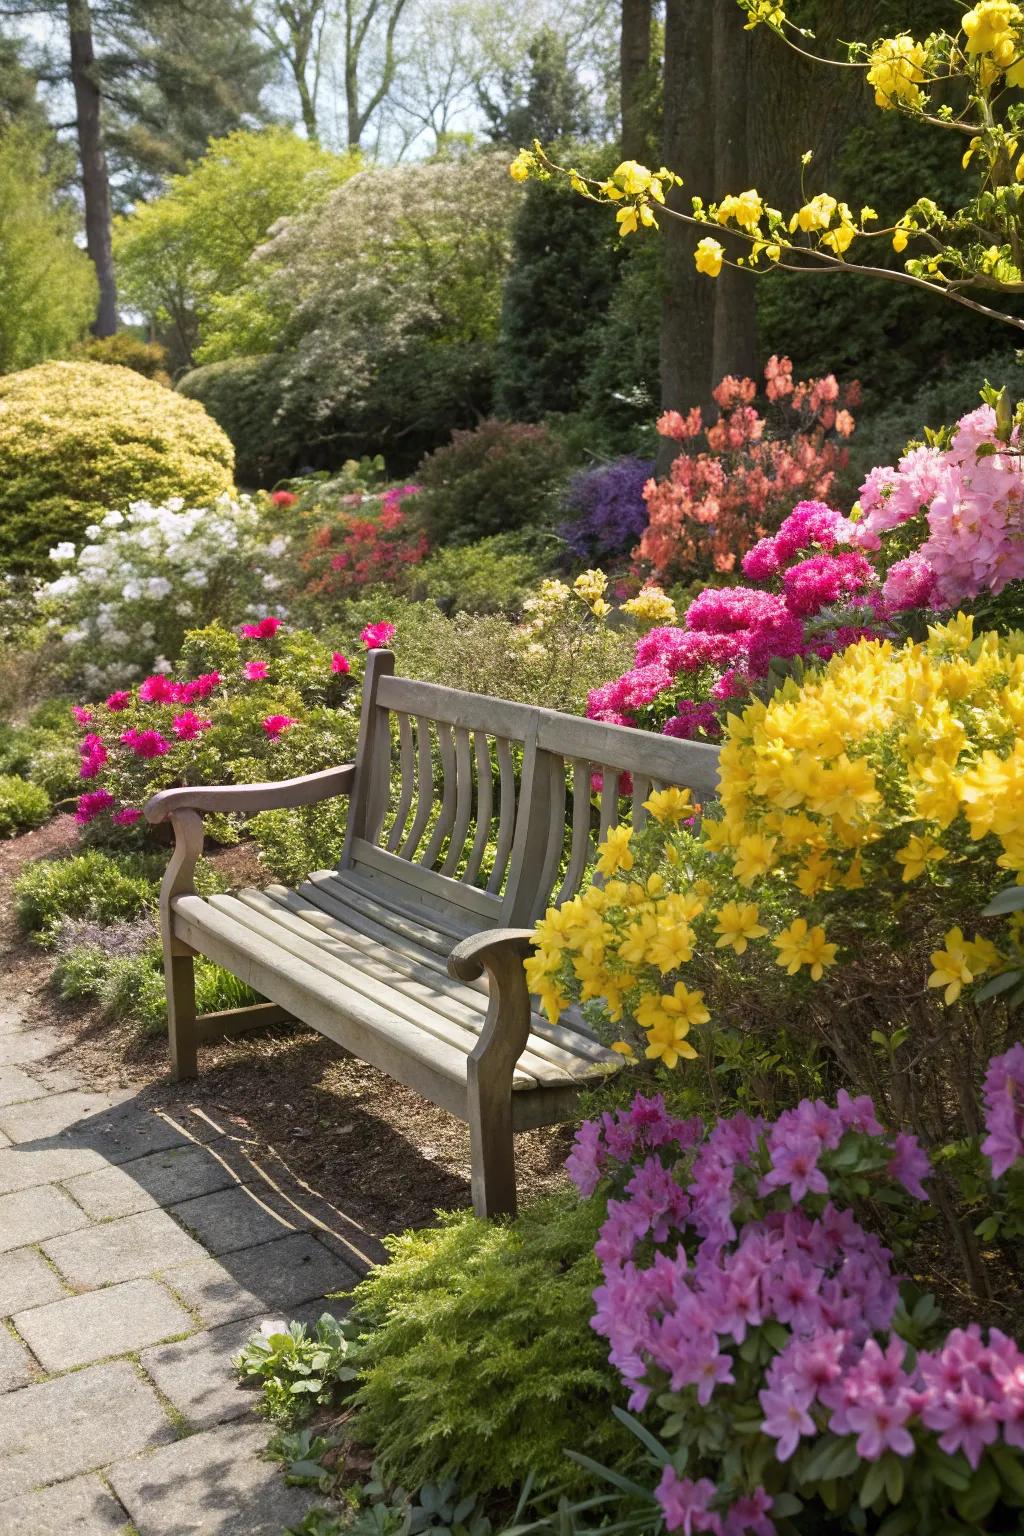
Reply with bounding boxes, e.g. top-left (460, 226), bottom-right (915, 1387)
top-left (339, 649), bottom-right (722, 932)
